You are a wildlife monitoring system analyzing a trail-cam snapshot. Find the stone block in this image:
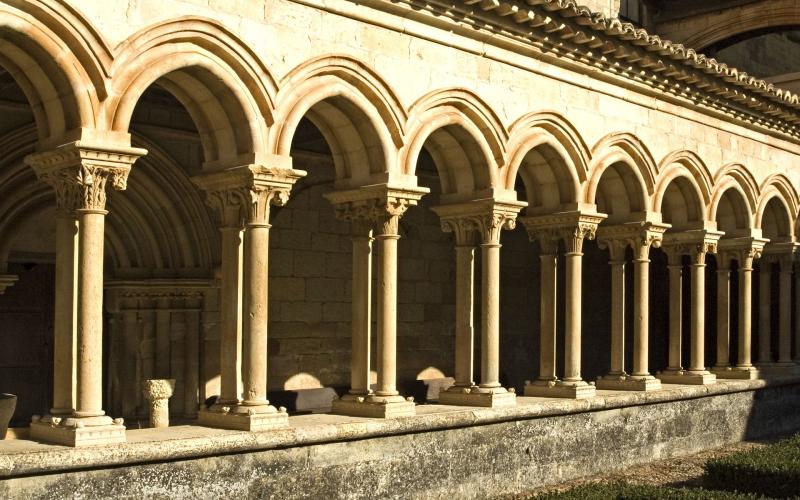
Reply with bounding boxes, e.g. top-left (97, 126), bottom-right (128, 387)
top-left (306, 278), bottom-right (345, 302)
top-left (293, 251), bottom-right (325, 277)
top-left (322, 302), bottom-right (350, 322)
top-left (281, 302), bottom-right (322, 323)
top-left (271, 277), bottom-right (306, 301)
